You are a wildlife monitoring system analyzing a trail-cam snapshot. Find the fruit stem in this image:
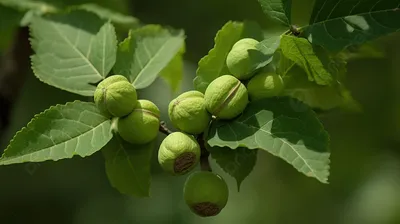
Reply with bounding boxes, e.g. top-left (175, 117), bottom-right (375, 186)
top-left (159, 121), bottom-right (173, 135)
top-left (197, 133), bottom-right (212, 172)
